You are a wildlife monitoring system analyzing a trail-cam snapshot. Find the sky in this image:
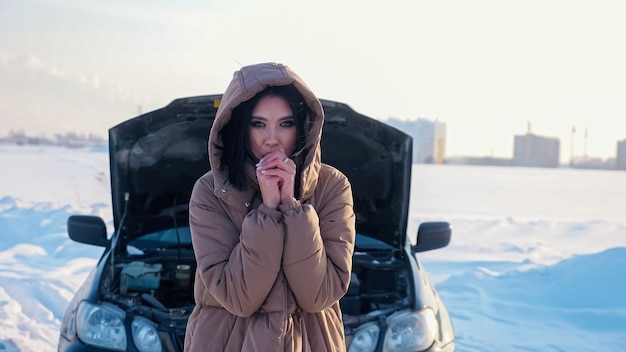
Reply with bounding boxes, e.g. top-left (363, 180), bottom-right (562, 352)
top-left (1, 0), bottom-right (626, 162)
top-left (1, 145), bottom-right (625, 351)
